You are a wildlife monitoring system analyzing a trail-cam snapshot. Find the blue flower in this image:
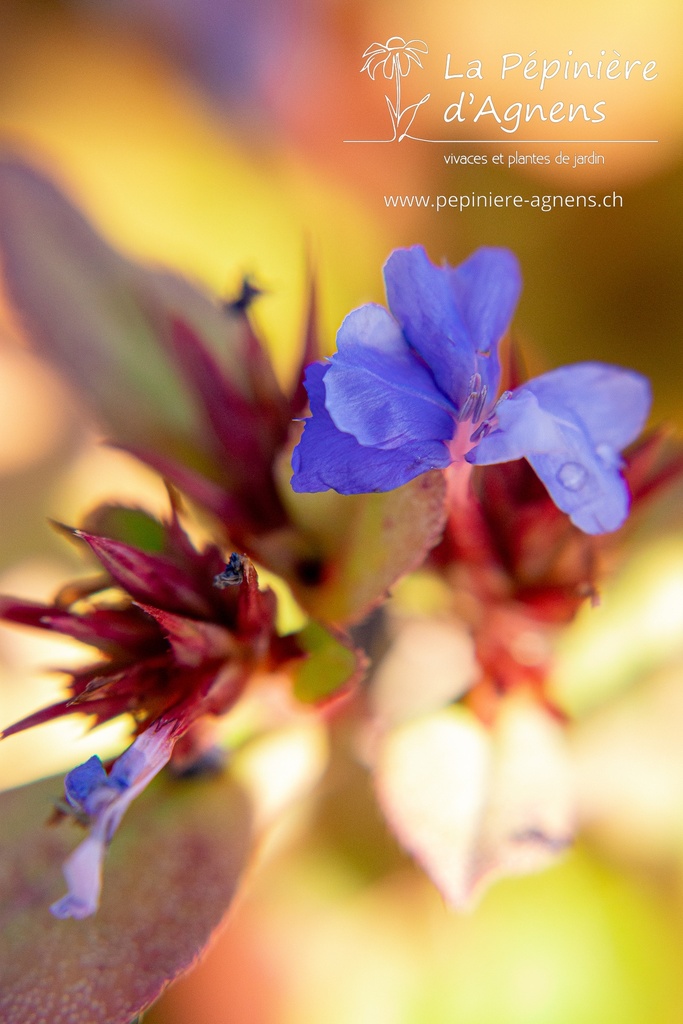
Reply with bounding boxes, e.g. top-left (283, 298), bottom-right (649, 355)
top-left (50, 722), bottom-right (176, 919)
top-left (291, 245), bottom-right (651, 535)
